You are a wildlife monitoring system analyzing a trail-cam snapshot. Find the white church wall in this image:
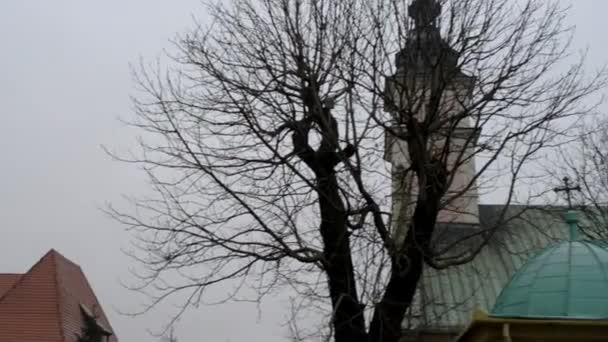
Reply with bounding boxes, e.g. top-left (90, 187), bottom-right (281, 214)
top-left (385, 77), bottom-right (480, 227)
